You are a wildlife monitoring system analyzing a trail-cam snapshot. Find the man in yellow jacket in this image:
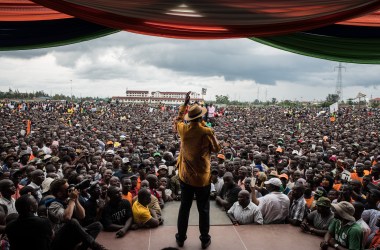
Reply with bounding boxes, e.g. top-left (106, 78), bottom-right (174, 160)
top-left (174, 91), bottom-right (221, 249)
